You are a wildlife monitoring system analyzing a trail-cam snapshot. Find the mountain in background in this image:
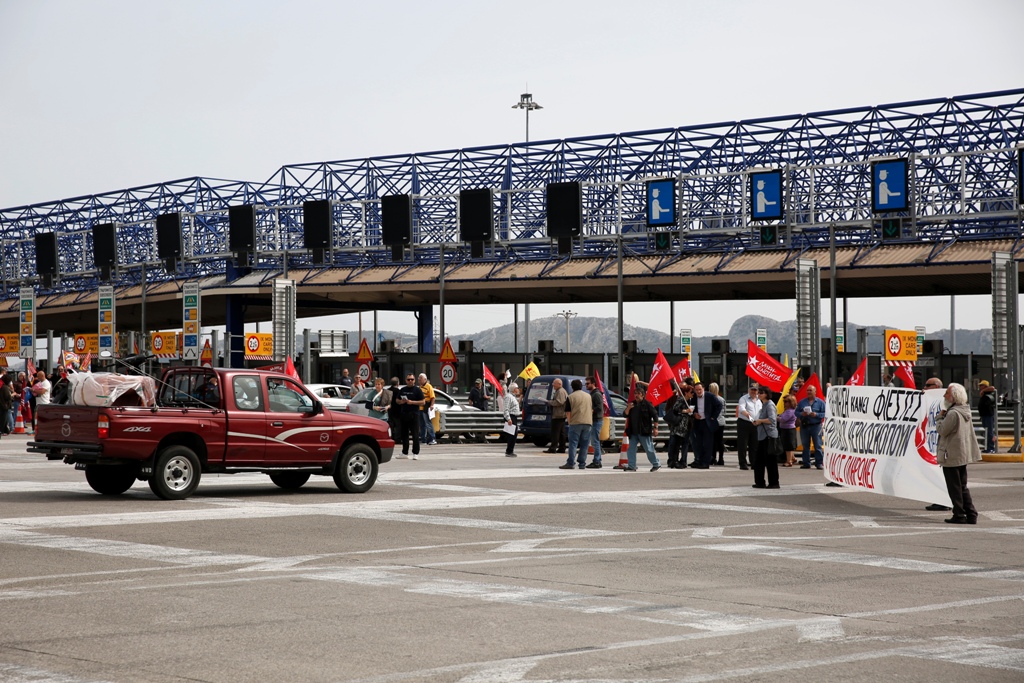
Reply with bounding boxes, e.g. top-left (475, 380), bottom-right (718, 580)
top-left (330, 315), bottom-right (991, 356)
